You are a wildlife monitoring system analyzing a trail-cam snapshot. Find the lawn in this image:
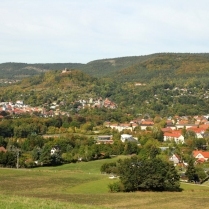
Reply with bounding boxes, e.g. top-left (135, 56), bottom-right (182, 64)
top-left (1, 156), bottom-right (209, 209)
